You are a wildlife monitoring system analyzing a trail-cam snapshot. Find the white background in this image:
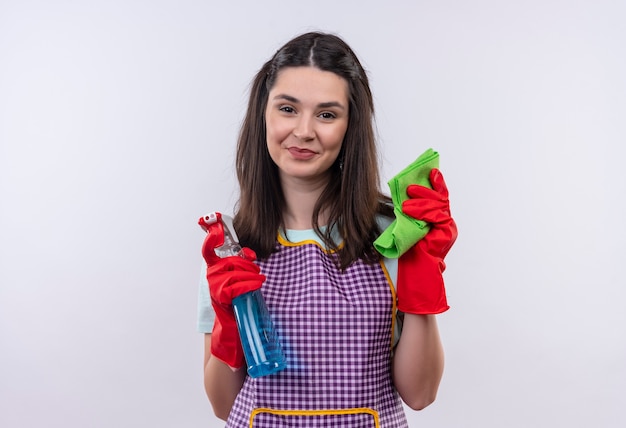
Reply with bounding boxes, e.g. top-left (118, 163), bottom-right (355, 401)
top-left (1, 1), bottom-right (625, 427)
